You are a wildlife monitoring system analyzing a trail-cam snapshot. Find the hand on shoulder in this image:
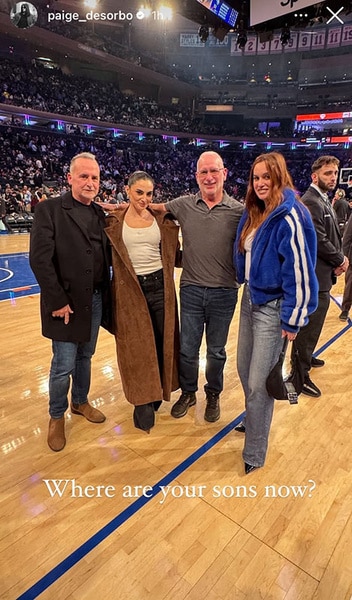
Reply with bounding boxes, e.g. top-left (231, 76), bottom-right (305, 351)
top-left (95, 202), bottom-right (126, 212)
